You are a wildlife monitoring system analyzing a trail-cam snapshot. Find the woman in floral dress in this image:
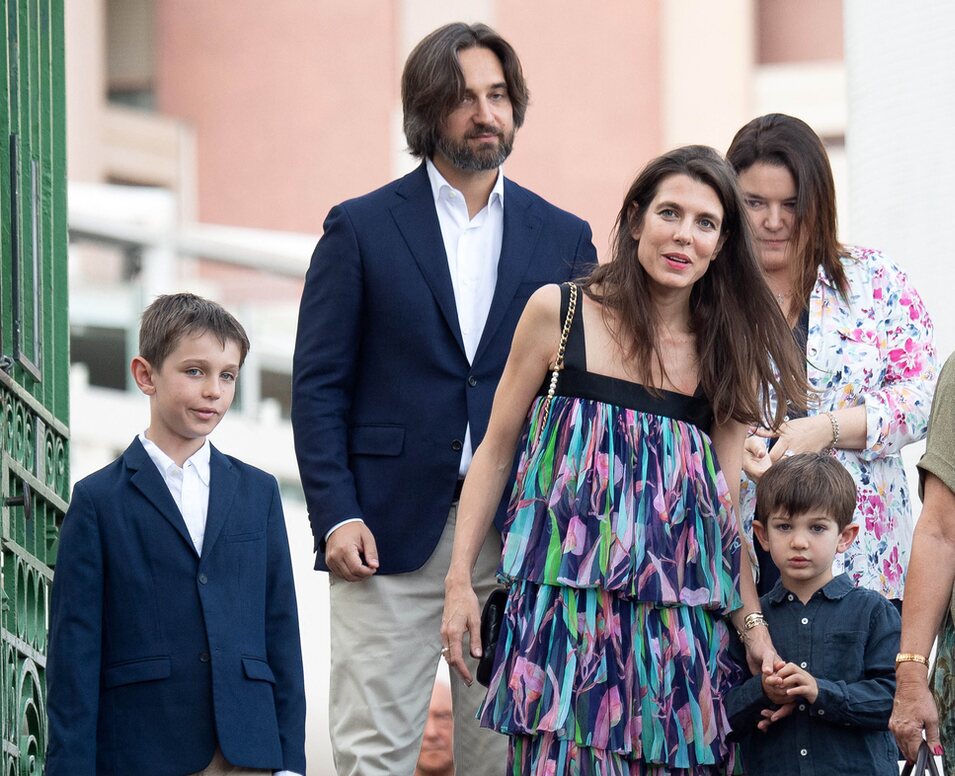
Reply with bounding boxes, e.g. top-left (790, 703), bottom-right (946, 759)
top-left (441, 145), bottom-right (808, 774)
top-left (727, 114), bottom-right (937, 605)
